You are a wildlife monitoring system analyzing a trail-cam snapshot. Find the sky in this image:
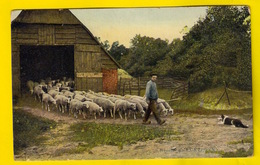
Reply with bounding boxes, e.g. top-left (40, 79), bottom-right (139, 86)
top-left (11, 7), bottom-right (208, 48)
